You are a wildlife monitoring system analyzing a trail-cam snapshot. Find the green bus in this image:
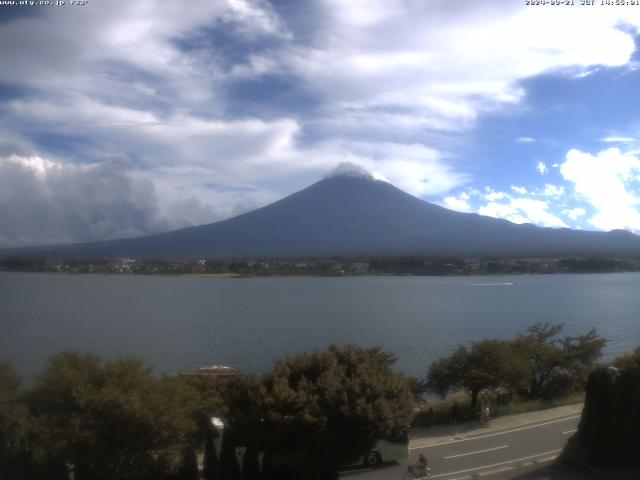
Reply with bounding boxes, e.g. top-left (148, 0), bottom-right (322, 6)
top-left (351, 430), bottom-right (410, 467)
